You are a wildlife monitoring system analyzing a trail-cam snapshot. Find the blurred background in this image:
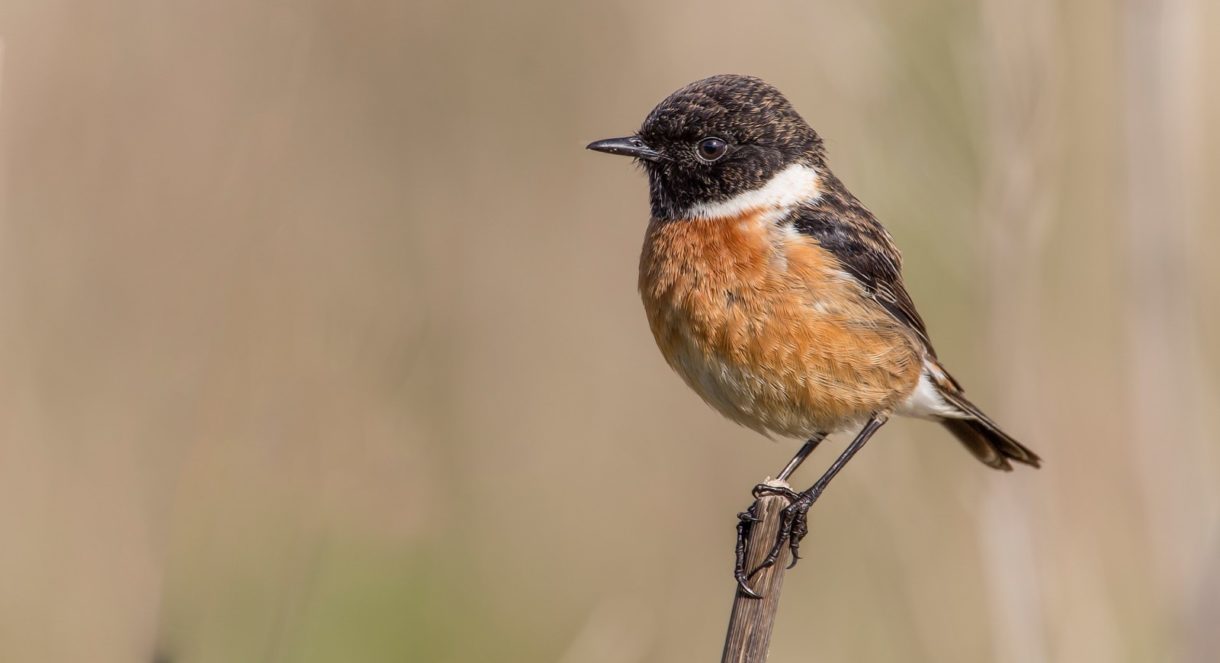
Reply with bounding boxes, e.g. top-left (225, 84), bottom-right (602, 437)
top-left (0, 1), bottom-right (1217, 661)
